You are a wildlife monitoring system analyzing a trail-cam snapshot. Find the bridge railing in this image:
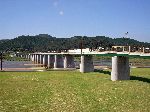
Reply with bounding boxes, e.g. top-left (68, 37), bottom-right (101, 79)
top-left (94, 46), bottom-right (150, 53)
